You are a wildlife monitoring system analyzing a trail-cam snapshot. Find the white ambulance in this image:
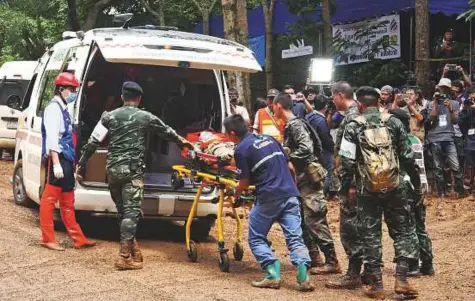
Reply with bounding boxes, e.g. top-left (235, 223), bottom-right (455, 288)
top-left (0, 61), bottom-right (38, 149)
top-left (10, 15), bottom-right (261, 237)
